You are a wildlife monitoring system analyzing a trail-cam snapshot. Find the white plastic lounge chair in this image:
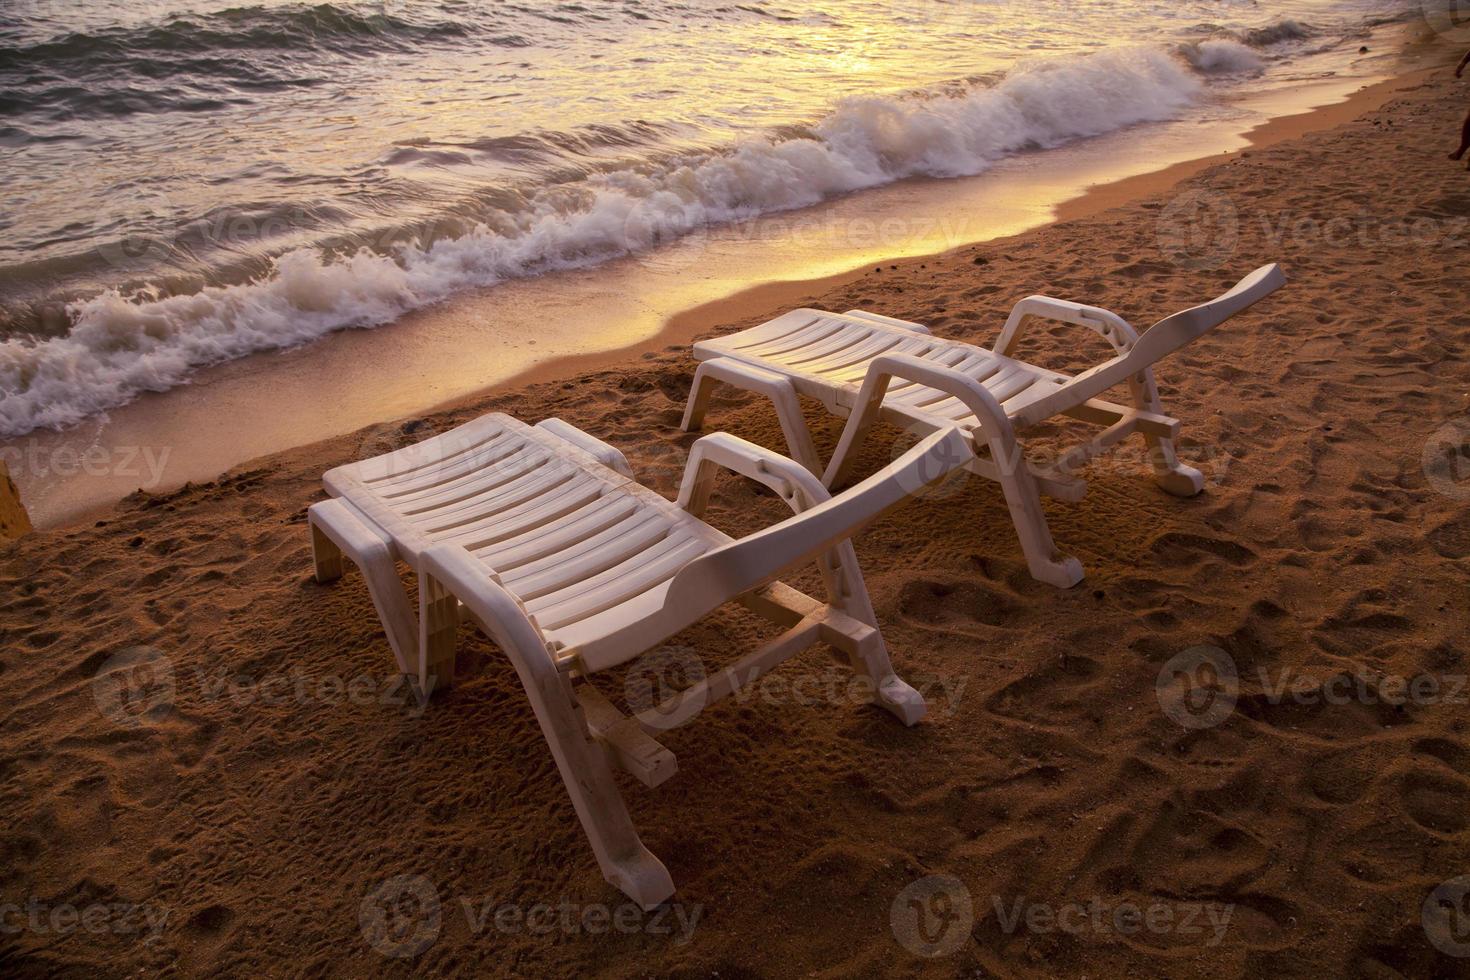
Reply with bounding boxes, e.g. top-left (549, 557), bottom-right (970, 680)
top-left (683, 264), bottom-right (1286, 588)
top-left (307, 413), bottom-right (969, 908)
